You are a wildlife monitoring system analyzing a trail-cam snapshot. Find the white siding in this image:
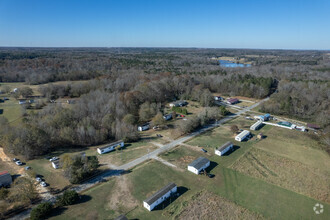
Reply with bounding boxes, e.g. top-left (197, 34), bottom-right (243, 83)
top-left (215, 144), bottom-right (233, 156)
top-left (187, 161), bottom-right (210, 175)
top-left (143, 186), bottom-right (177, 211)
top-left (235, 130), bottom-right (250, 142)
